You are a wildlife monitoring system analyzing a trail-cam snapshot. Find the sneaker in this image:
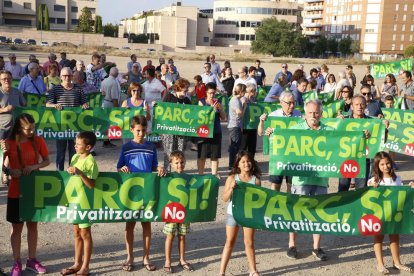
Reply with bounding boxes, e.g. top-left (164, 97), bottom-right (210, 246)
top-left (26, 258), bottom-right (46, 274)
top-left (312, 248), bottom-right (328, 261)
top-left (11, 261), bottom-right (22, 276)
top-left (286, 246), bottom-right (298, 259)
